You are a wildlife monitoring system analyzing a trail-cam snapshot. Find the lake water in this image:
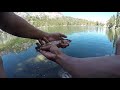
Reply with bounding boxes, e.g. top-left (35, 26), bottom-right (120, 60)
top-left (0, 26), bottom-right (119, 78)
